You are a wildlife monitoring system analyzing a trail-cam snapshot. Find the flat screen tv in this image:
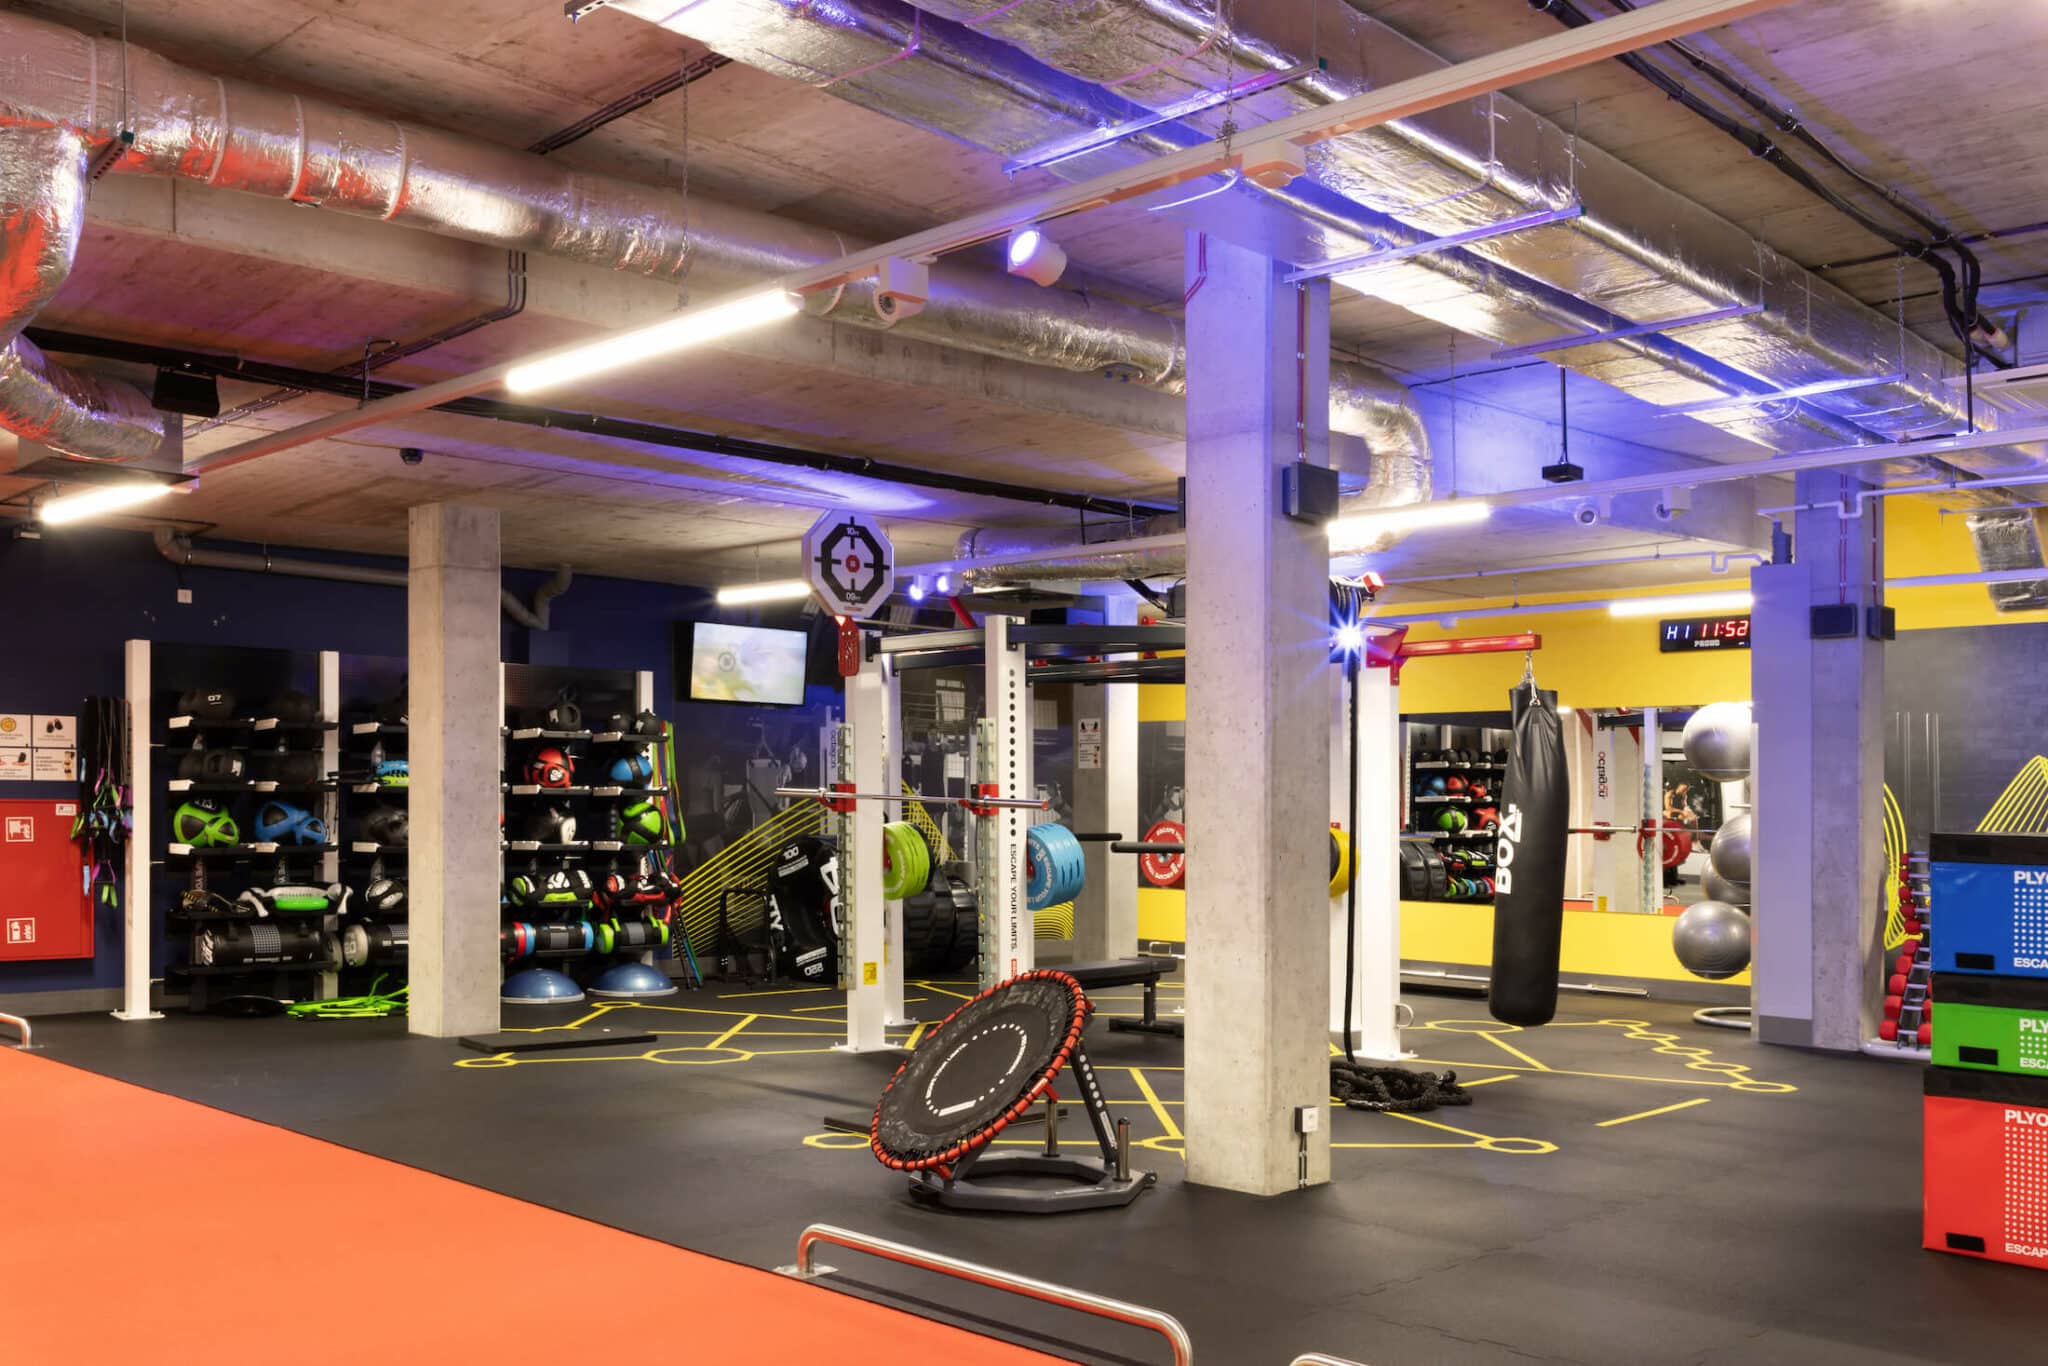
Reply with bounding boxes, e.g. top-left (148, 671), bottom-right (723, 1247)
top-left (683, 621), bottom-right (810, 706)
